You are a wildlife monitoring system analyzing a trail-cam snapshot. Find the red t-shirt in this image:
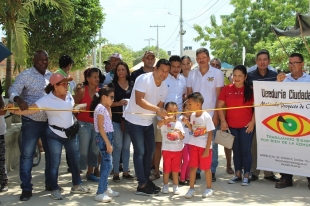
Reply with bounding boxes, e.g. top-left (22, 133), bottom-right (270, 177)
top-left (218, 84), bottom-right (254, 128)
